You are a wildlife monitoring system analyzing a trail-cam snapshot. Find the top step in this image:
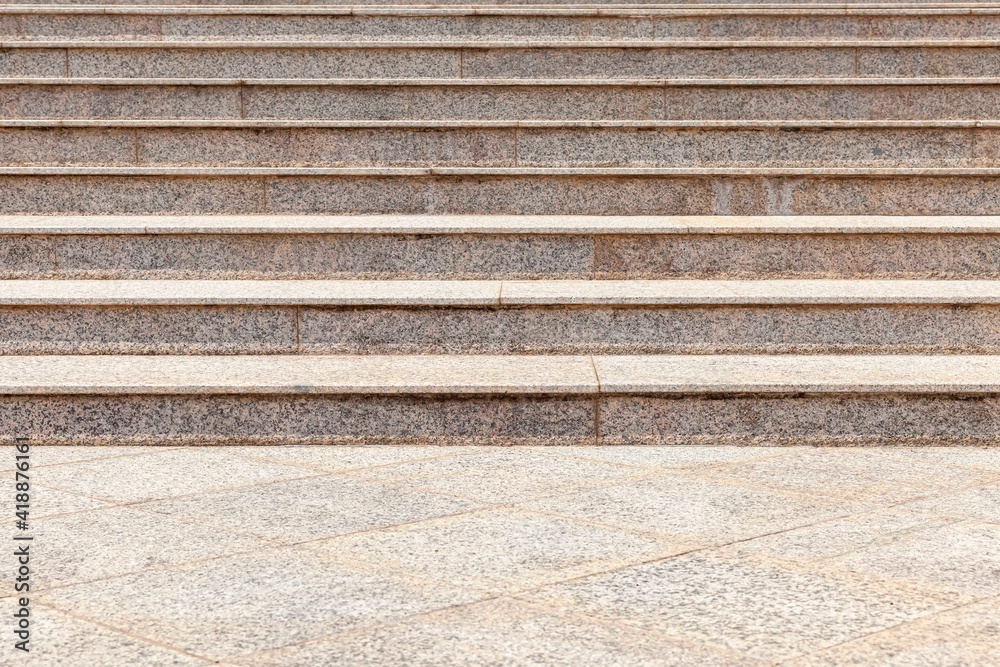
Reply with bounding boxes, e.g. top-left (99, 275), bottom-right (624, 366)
top-left (6, 2), bottom-right (1000, 5)
top-left (10, 4), bottom-right (1000, 42)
